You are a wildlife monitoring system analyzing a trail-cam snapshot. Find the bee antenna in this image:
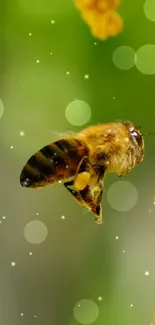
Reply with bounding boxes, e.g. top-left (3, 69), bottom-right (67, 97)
top-left (143, 132), bottom-right (155, 136)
